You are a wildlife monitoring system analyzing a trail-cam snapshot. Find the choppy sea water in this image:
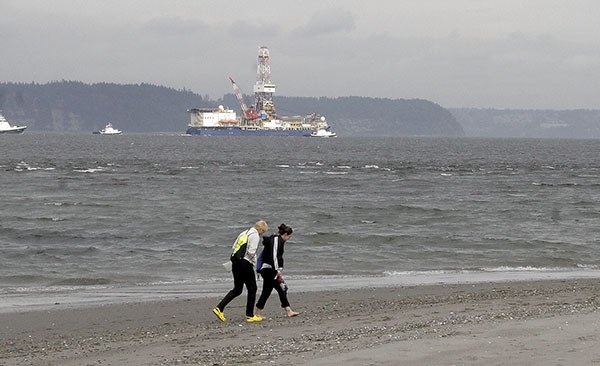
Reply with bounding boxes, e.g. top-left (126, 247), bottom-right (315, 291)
top-left (1, 133), bottom-right (600, 311)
